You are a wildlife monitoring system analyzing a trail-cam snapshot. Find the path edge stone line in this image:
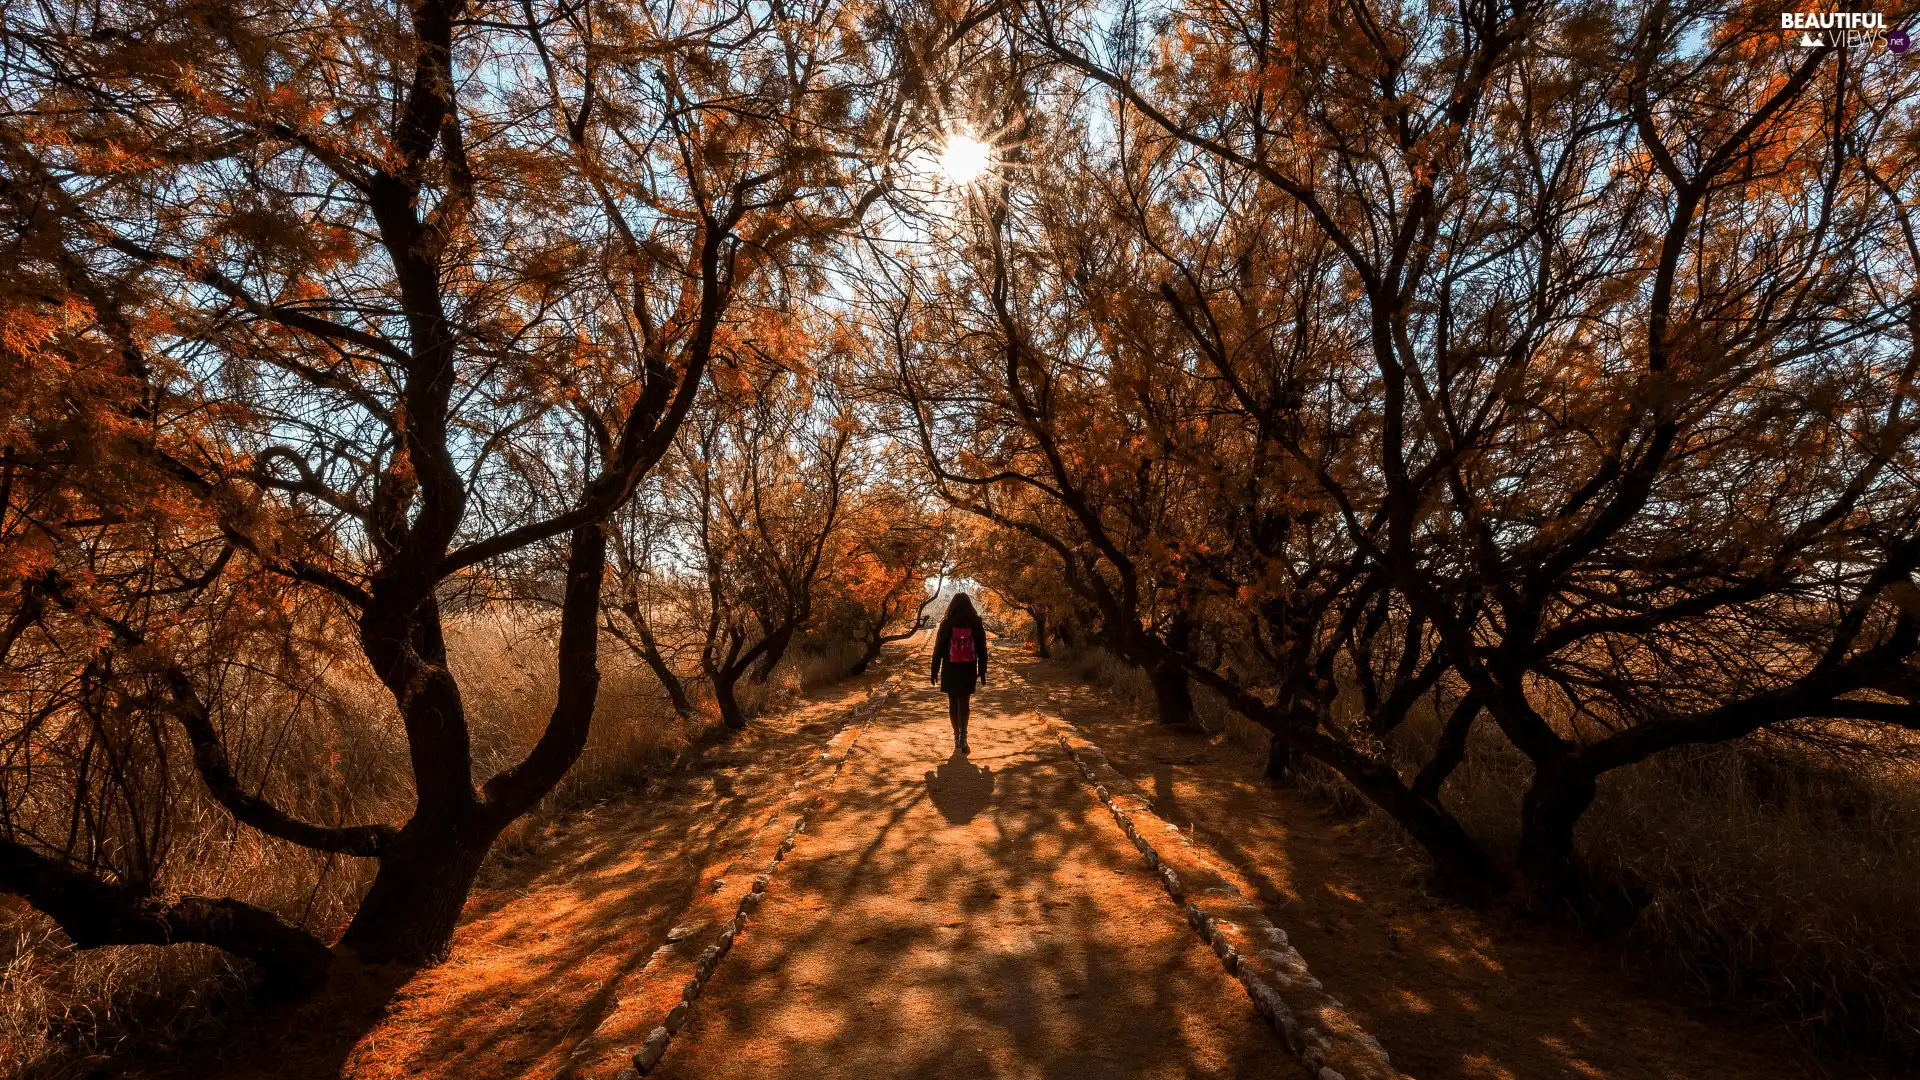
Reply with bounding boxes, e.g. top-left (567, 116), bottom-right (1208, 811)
top-left (1049, 719), bottom-right (1404, 1080)
top-left (616, 672), bottom-right (904, 1078)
